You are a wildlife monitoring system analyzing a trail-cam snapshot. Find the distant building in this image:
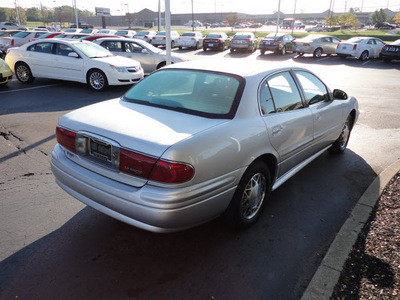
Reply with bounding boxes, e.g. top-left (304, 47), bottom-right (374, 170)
top-left (79, 8), bottom-right (398, 28)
